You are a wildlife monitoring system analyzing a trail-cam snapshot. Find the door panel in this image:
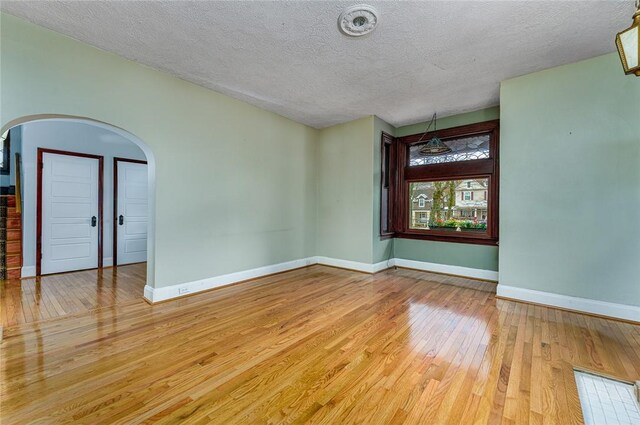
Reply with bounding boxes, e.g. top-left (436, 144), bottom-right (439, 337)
top-left (41, 153), bottom-right (100, 275)
top-left (117, 161), bottom-right (148, 265)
